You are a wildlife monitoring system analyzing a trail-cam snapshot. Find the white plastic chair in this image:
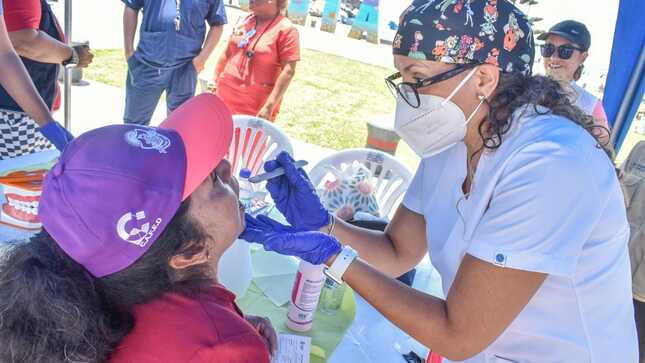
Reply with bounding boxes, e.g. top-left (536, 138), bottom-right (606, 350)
top-left (220, 115), bottom-right (292, 298)
top-left (227, 115), bottom-right (293, 178)
top-left (309, 148), bottom-right (413, 218)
